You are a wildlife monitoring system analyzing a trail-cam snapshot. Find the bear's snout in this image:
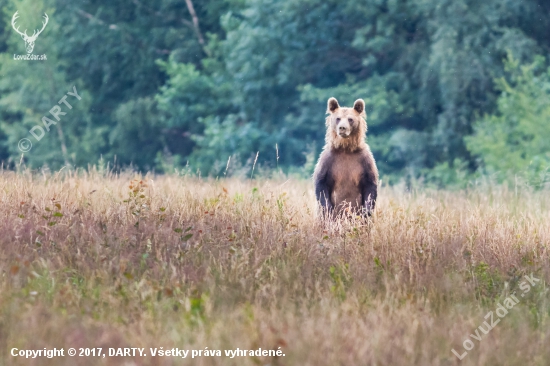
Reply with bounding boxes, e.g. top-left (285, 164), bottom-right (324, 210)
top-left (337, 121), bottom-right (351, 137)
